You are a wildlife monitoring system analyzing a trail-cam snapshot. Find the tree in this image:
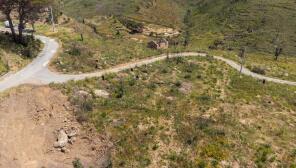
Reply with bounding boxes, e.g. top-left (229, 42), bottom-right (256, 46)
top-left (238, 47), bottom-right (246, 74)
top-left (274, 47), bottom-right (282, 61)
top-left (0, 0), bottom-right (17, 42)
top-left (17, 0), bottom-right (51, 44)
top-left (0, 0), bottom-right (50, 44)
